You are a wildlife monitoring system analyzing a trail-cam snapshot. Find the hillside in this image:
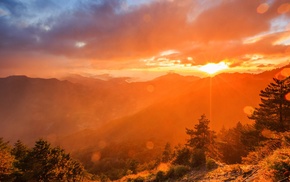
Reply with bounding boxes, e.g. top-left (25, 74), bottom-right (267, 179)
top-left (119, 132), bottom-right (290, 182)
top-left (0, 74), bottom-right (197, 144)
top-left (0, 67), bottom-right (285, 146)
top-left (60, 71), bottom-right (273, 151)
